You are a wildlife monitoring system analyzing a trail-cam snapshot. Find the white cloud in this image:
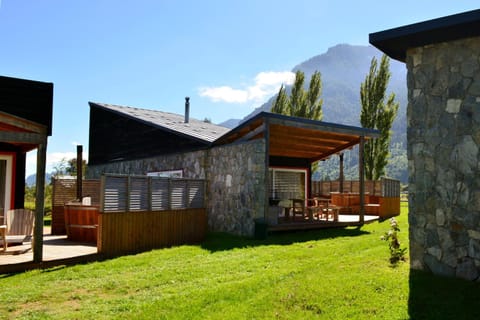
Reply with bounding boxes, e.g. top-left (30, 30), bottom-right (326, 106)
top-left (198, 86), bottom-right (249, 103)
top-left (199, 71), bottom-right (295, 104)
